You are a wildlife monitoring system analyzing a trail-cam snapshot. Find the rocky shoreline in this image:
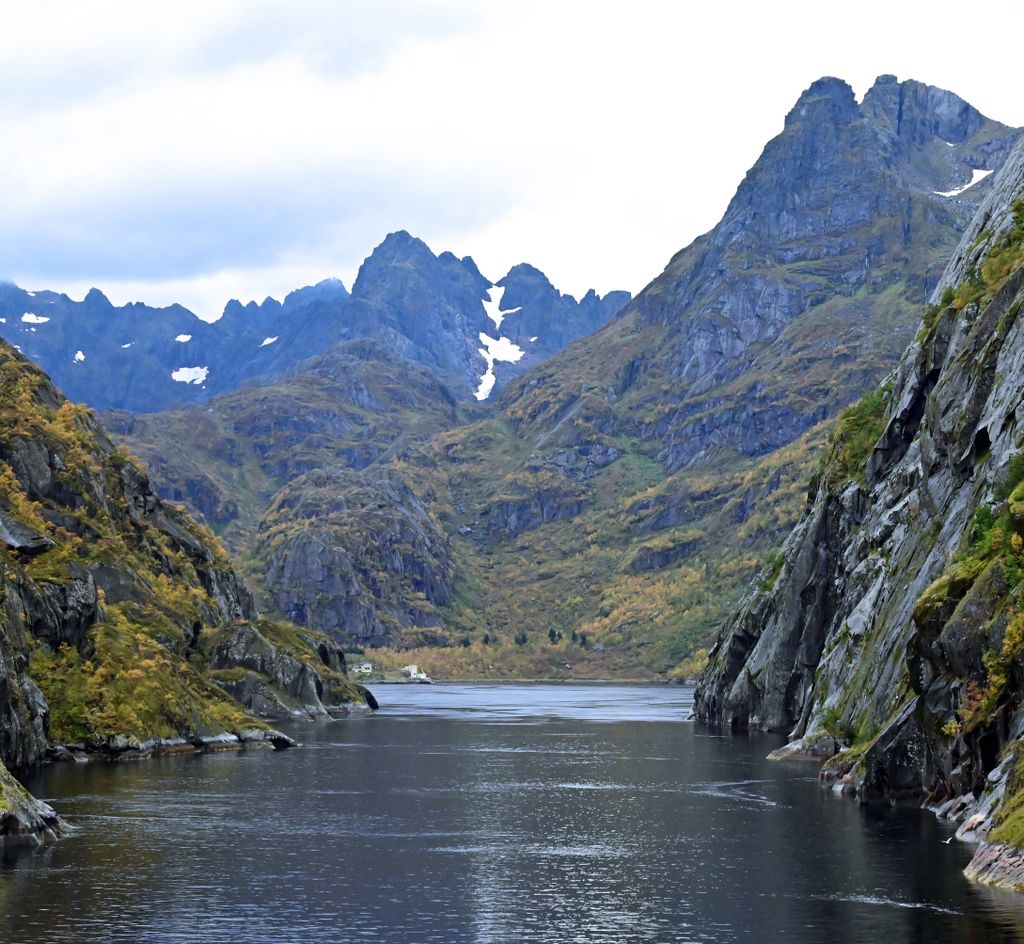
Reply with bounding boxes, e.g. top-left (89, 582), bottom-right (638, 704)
top-left (694, 138), bottom-right (1024, 898)
top-left (1, 698), bottom-right (378, 847)
top-left (0, 761), bottom-right (65, 848)
top-left (764, 732), bottom-right (1024, 891)
top-left (964, 844), bottom-right (1024, 889)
